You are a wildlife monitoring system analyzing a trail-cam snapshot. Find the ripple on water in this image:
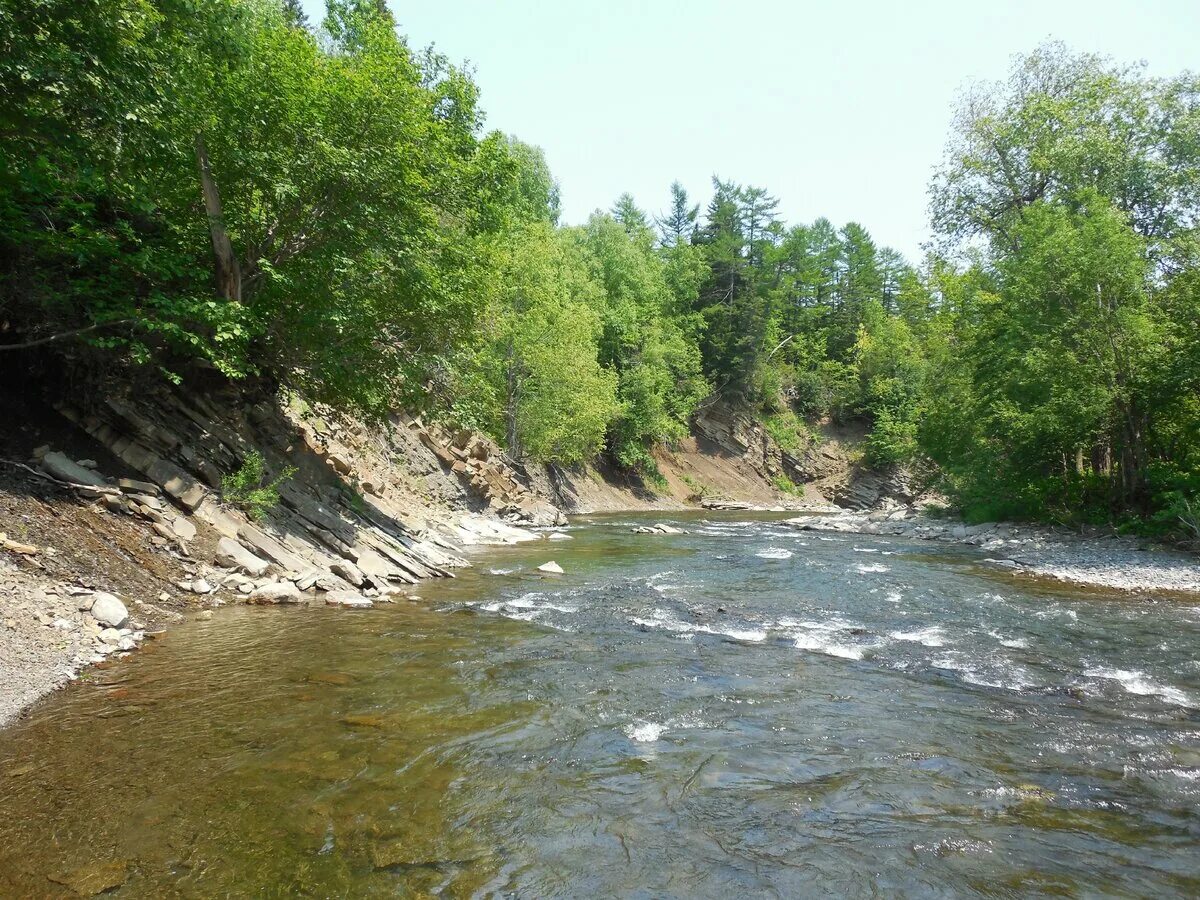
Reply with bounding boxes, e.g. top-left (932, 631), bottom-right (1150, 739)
top-left (755, 548), bottom-right (793, 560)
top-left (1084, 667), bottom-right (1192, 707)
top-left (889, 626), bottom-right (947, 648)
